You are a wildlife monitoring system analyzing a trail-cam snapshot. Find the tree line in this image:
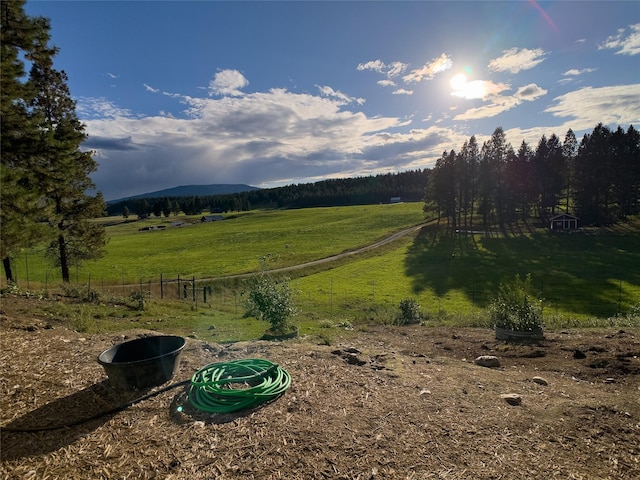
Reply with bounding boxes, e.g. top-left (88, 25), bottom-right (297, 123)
top-left (1, 1), bottom-right (106, 283)
top-left (106, 170), bottom-right (430, 217)
top-left (424, 125), bottom-right (639, 230)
